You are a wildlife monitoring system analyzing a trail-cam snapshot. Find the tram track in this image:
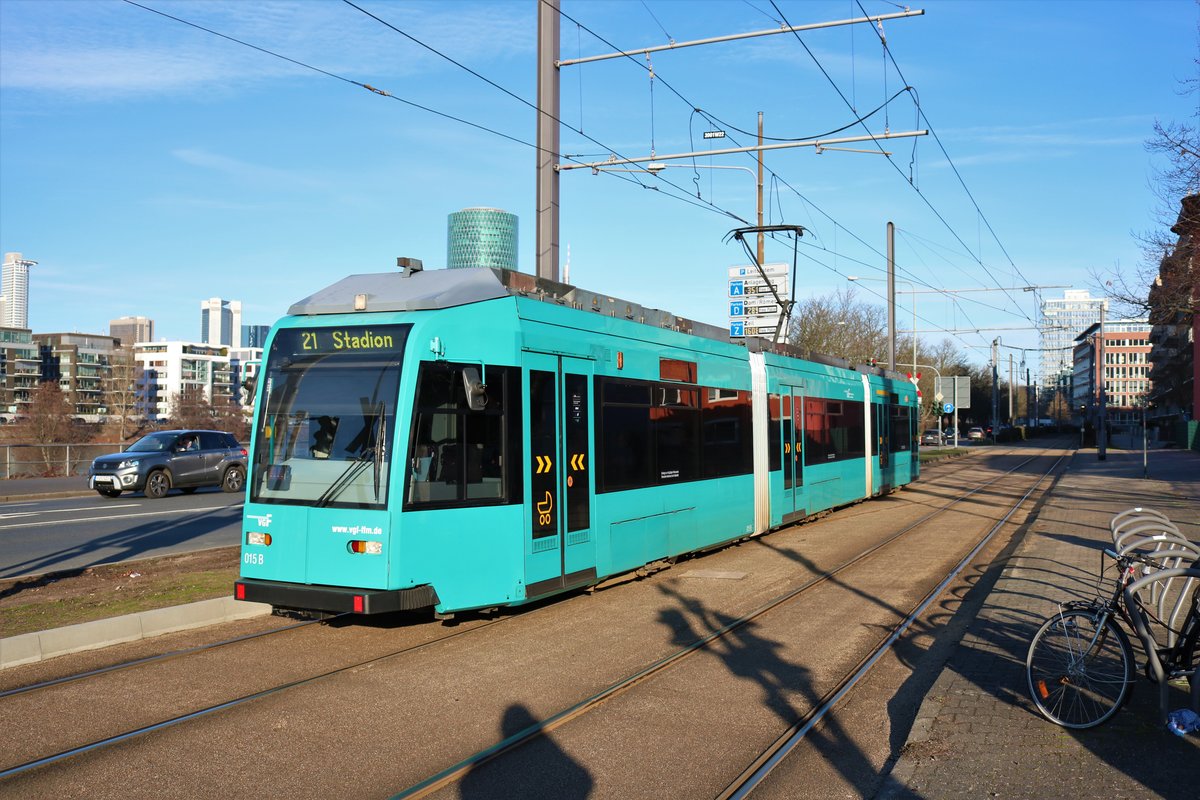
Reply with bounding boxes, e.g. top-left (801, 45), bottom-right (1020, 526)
top-left (0, 615), bottom-right (334, 700)
top-left (0, 442), bottom-right (1070, 793)
top-left (388, 443), bottom-right (1071, 799)
top-left (0, 611), bottom-right (512, 779)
